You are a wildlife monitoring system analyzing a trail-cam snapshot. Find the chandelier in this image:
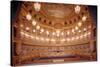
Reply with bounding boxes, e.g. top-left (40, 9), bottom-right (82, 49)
top-left (34, 2), bottom-right (41, 12)
top-left (75, 5), bottom-right (81, 14)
